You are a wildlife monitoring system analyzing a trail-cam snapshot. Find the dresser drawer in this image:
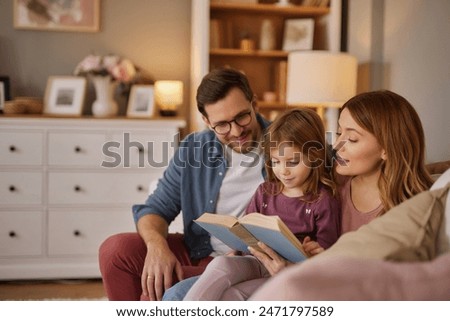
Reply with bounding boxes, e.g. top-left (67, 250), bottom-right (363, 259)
top-left (0, 130), bottom-right (44, 166)
top-left (0, 171), bottom-right (43, 205)
top-left (48, 132), bottom-right (107, 166)
top-left (48, 171), bottom-right (162, 205)
top-left (0, 211), bottom-right (43, 257)
top-left (48, 210), bottom-right (136, 256)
